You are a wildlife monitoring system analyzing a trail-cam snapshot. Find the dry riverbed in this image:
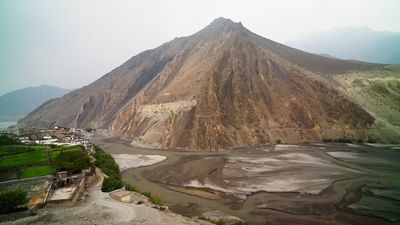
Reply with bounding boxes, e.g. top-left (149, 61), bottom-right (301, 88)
top-left (92, 136), bottom-right (400, 225)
